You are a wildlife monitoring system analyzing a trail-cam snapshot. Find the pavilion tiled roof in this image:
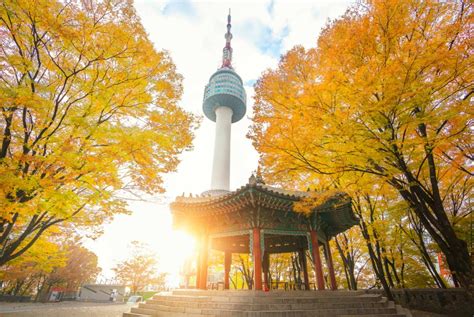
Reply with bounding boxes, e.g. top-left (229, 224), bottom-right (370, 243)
top-left (172, 179), bottom-right (351, 215)
top-left (171, 175), bottom-right (359, 239)
top-left (174, 183), bottom-right (310, 203)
